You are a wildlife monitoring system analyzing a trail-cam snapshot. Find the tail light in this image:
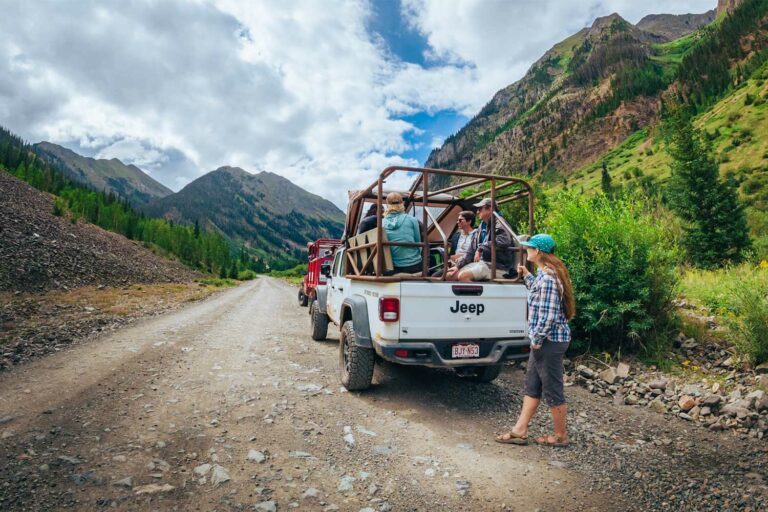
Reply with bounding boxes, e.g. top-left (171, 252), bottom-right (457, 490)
top-left (379, 297), bottom-right (400, 322)
top-left (394, 349), bottom-right (409, 358)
